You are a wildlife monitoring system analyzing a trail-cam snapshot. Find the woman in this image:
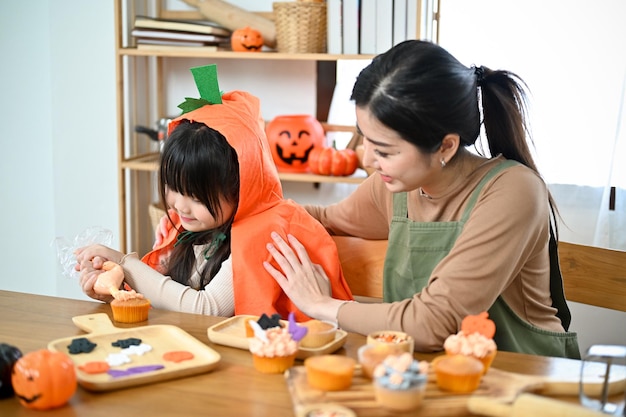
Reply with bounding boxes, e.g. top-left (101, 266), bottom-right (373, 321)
top-left (264, 40), bottom-right (580, 358)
